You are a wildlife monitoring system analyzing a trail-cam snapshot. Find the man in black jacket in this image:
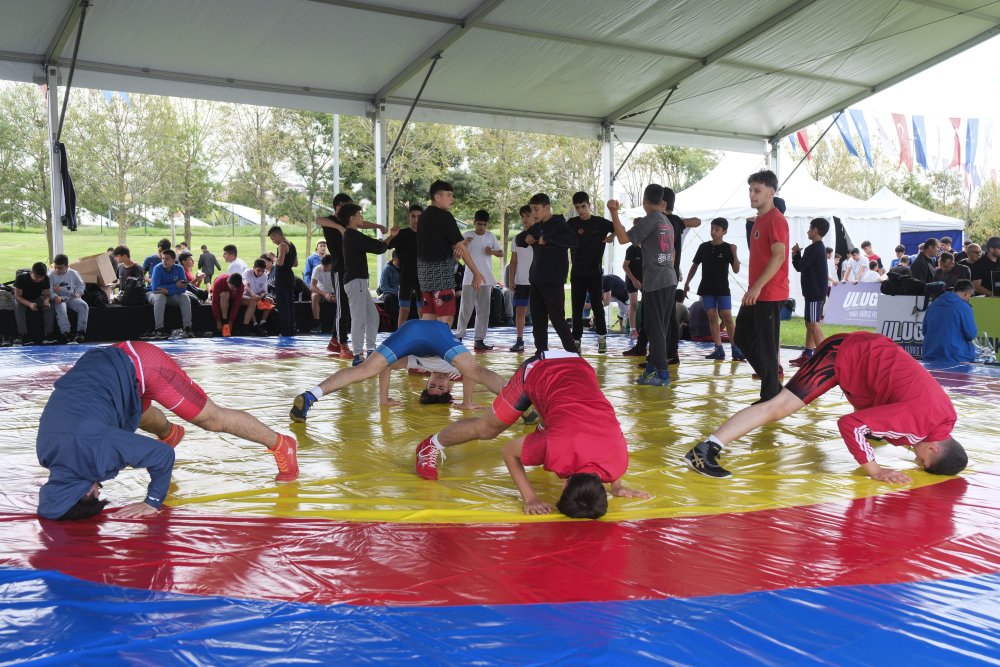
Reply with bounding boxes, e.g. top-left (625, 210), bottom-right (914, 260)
top-left (516, 193), bottom-right (578, 353)
top-left (910, 238), bottom-right (939, 284)
top-left (789, 217), bottom-right (830, 367)
top-left (197, 245), bottom-right (222, 285)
